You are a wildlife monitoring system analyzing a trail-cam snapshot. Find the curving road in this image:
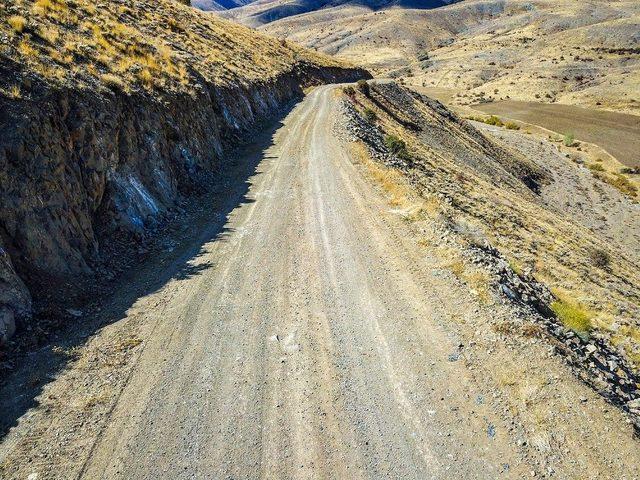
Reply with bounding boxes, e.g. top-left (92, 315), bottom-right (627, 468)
top-left (10, 85), bottom-right (532, 479)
